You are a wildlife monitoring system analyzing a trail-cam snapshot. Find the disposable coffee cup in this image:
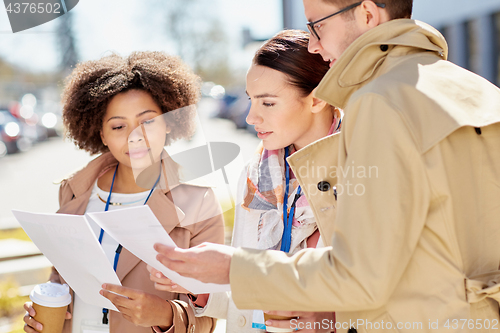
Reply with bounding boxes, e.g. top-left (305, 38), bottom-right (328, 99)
top-left (264, 313), bottom-right (296, 332)
top-left (29, 282), bottom-right (72, 333)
